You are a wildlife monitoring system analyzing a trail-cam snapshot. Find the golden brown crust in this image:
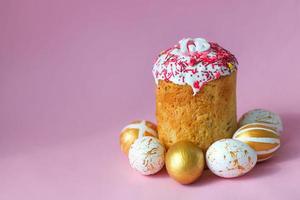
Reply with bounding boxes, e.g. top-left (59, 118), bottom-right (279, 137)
top-left (156, 72), bottom-right (237, 151)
